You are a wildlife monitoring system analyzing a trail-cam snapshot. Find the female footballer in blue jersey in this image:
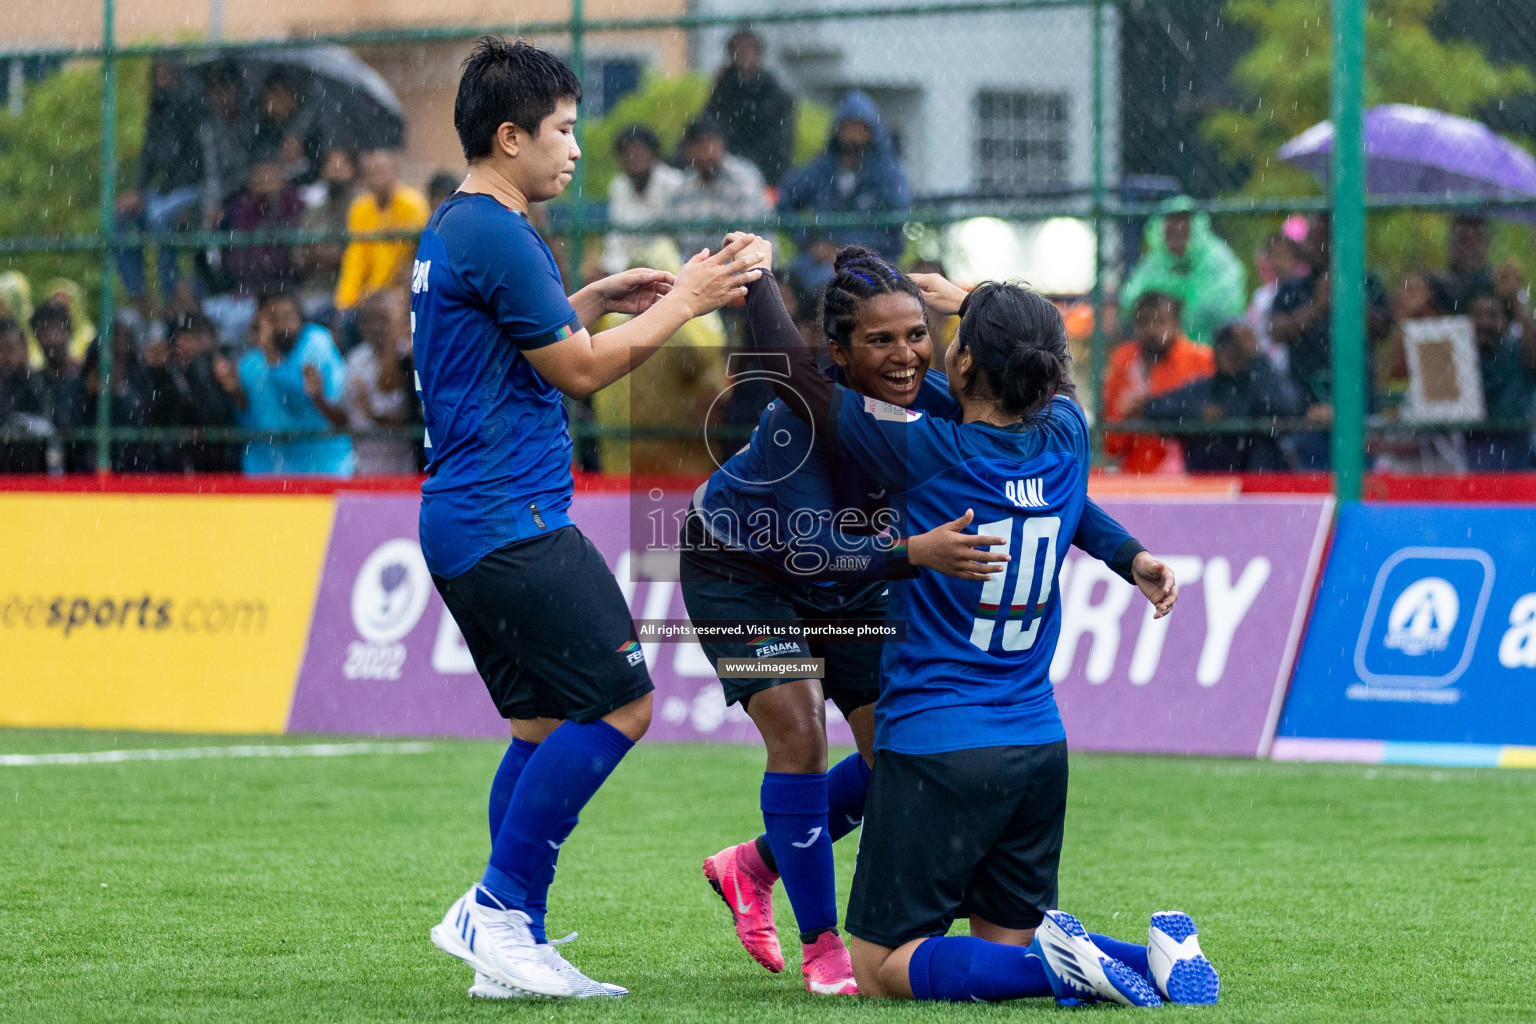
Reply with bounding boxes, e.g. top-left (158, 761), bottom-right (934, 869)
top-left (413, 39), bottom-right (766, 1001)
top-left (728, 234), bottom-right (1220, 1007)
top-left (683, 248), bottom-right (1180, 996)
